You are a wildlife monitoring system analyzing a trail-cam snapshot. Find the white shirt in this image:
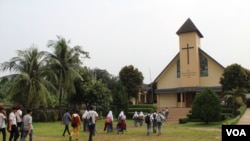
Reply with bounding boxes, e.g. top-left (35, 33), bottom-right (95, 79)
top-left (23, 114), bottom-right (33, 131)
top-left (9, 112), bottom-right (17, 125)
top-left (16, 109), bottom-right (22, 122)
top-left (0, 113), bottom-right (6, 128)
top-left (87, 110), bottom-right (98, 124)
top-left (82, 111), bottom-right (89, 120)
